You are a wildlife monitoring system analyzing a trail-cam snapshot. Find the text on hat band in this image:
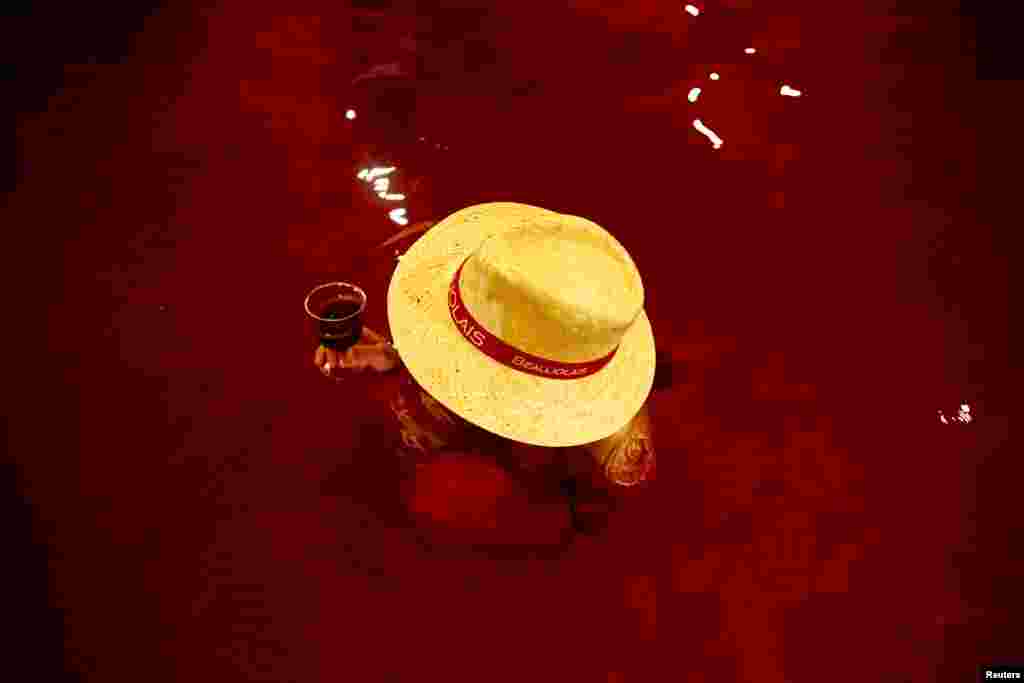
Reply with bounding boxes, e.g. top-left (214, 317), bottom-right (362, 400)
top-left (448, 258), bottom-right (618, 380)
